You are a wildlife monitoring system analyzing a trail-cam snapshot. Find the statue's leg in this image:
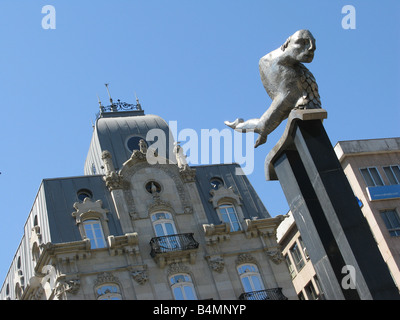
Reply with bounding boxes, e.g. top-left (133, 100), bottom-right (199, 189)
top-left (224, 118), bottom-right (260, 132)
